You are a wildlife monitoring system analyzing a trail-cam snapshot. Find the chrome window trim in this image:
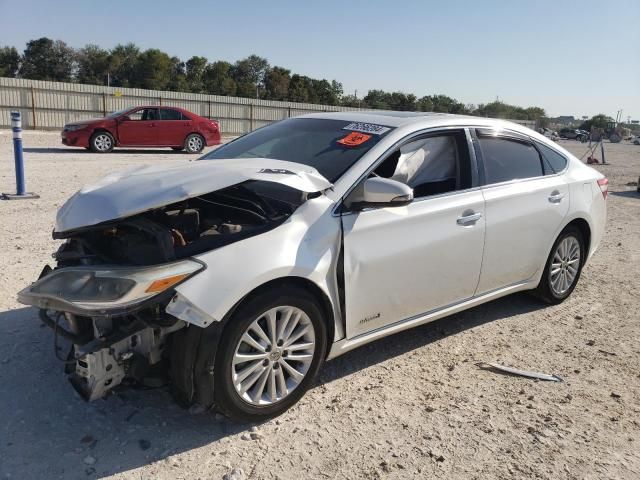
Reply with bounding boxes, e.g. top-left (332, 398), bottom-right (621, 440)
top-left (472, 127), bottom-right (570, 188)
